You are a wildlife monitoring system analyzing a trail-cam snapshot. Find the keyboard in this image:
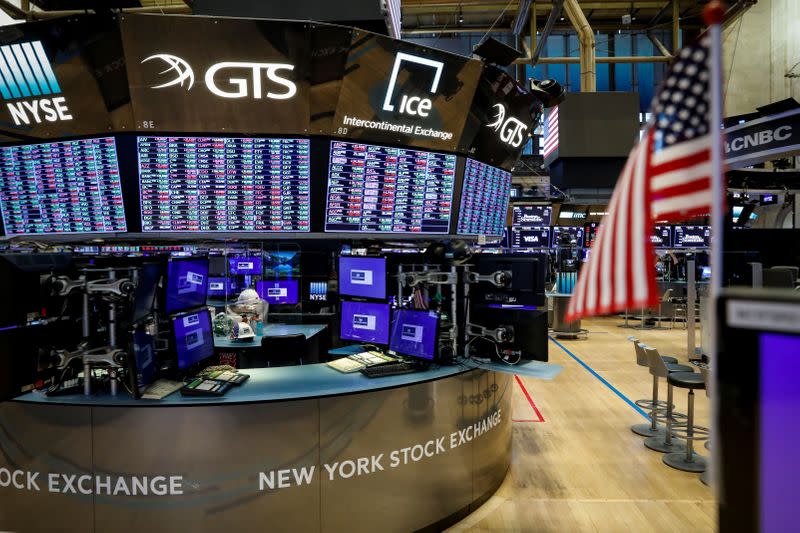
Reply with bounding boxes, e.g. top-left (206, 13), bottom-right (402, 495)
top-left (361, 362), bottom-right (422, 378)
